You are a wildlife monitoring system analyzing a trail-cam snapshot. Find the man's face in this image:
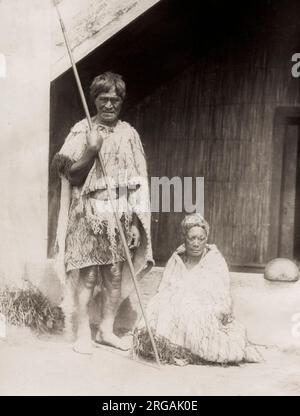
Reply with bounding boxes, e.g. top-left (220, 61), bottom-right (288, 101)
top-left (94, 86), bottom-right (123, 126)
top-left (185, 226), bottom-right (207, 258)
